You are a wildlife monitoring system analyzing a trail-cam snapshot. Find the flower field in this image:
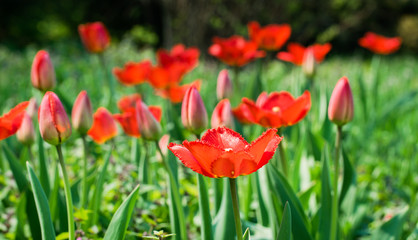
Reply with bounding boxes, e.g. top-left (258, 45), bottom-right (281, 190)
top-left (0, 21), bottom-right (417, 240)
